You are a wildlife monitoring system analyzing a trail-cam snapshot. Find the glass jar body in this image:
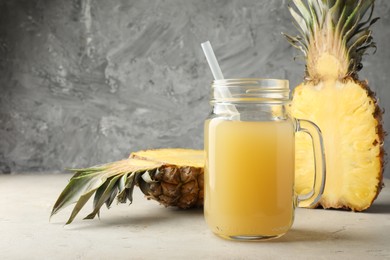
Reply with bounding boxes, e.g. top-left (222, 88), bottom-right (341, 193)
top-left (204, 79), bottom-right (326, 241)
top-left (204, 88), bottom-right (296, 240)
